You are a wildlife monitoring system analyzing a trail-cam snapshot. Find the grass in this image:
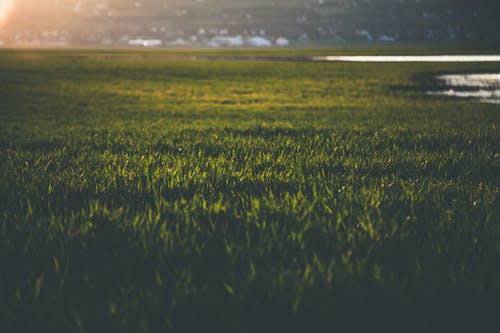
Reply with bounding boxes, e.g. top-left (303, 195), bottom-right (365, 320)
top-left (0, 49), bottom-right (499, 332)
